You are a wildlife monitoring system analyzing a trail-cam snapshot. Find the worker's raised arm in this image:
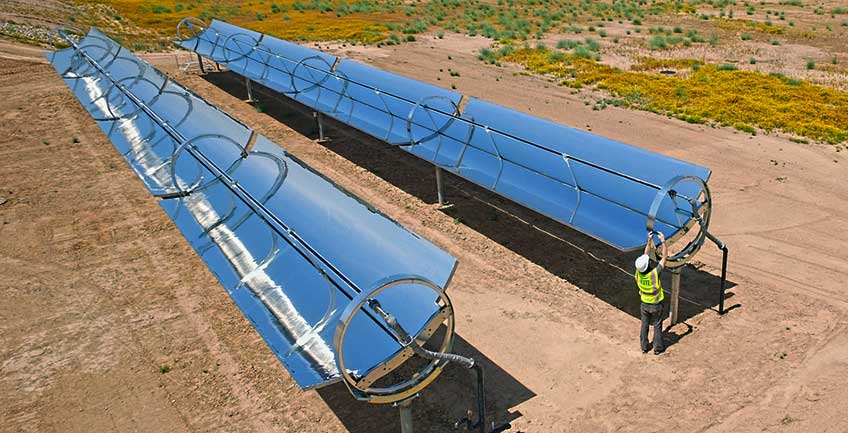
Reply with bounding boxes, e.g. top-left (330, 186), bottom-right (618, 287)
top-left (644, 232), bottom-right (654, 256)
top-left (659, 232), bottom-right (668, 268)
